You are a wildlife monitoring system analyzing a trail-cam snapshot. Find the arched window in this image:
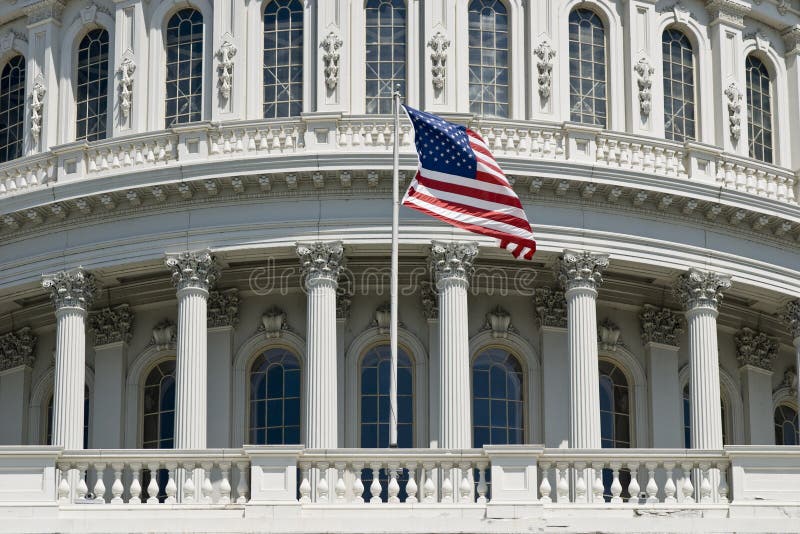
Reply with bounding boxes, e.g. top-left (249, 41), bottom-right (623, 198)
top-left (468, 0), bottom-right (509, 118)
top-left (568, 9), bottom-right (607, 127)
top-left (365, 0), bottom-right (406, 114)
top-left (745, 55), bottom-right (773, 163)
top-left (263, 0), bottom-right (303, 118)
top-left (142, 360), bottom-right (176, 449)
top-left (599, 360), bottom-right (631, 500)
top-left (165, 9), bottom-right (203, 127)
top-left (472, 347), bottom-right (524, 447)
top-left (76, 28), bottom-right (109, 141)
top-left (0, 55), bottom-right (25, 163)
top-left (775, 404), bottom-right (799, 445)
top-left (46, 386), bottom-right (90, 448)
top-left (682, 383), bottom-right (728, 447)
top-left (248, 347), bottom-right (301, 444)
top-left (662, 28), bottom-right (695, 142)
